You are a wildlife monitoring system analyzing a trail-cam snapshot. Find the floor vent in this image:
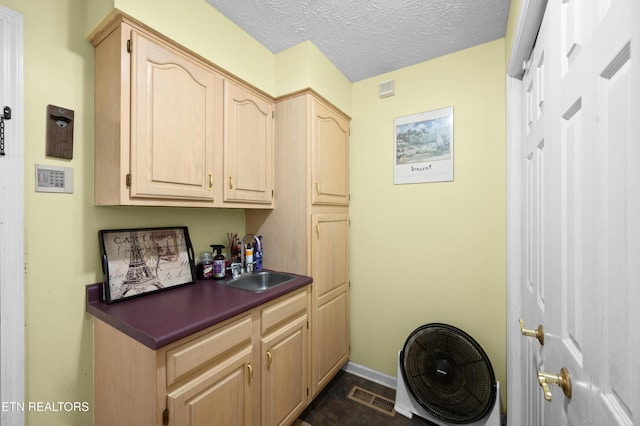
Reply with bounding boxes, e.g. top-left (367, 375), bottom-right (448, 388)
top-left (347, 386), bottom-right (396, 416)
